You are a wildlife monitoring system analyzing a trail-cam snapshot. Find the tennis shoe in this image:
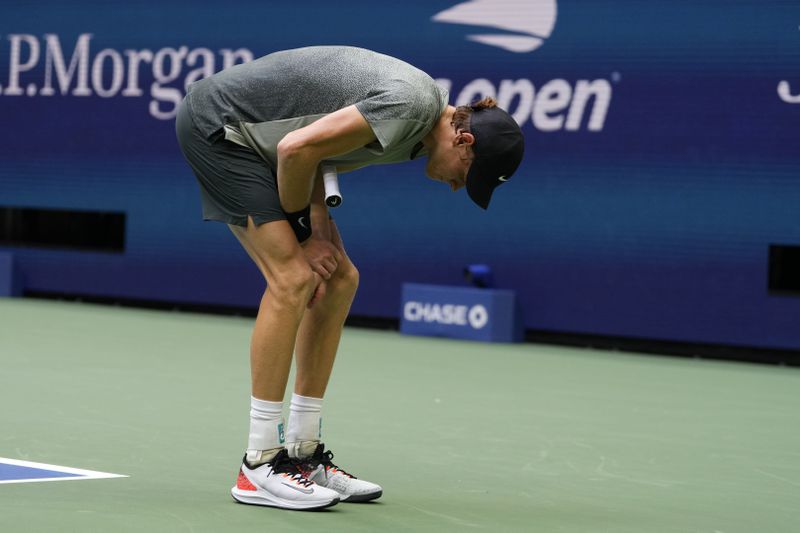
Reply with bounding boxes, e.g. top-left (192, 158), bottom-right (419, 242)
top-left (231, 449), bottom-right (340, 510)
top-left (294, 443), bottom-right (382, 502)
